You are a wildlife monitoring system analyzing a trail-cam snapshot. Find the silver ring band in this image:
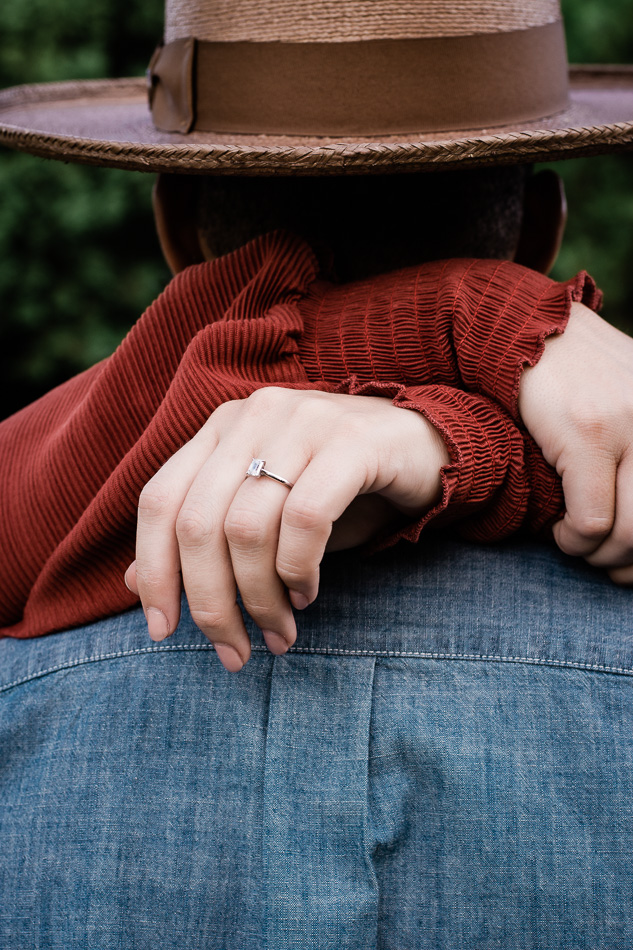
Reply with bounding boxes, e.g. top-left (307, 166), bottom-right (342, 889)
top-left (245, 458), bottom-right (294, 489)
